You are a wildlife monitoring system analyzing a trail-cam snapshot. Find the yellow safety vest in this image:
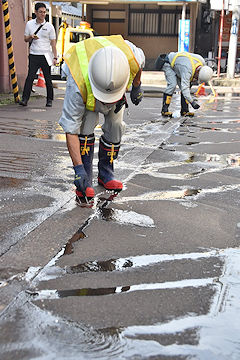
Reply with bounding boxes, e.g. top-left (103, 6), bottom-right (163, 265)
top-left (64, 35), bottom-right (140, 111)
top-left (170, 52), bottom-right (203, 81)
